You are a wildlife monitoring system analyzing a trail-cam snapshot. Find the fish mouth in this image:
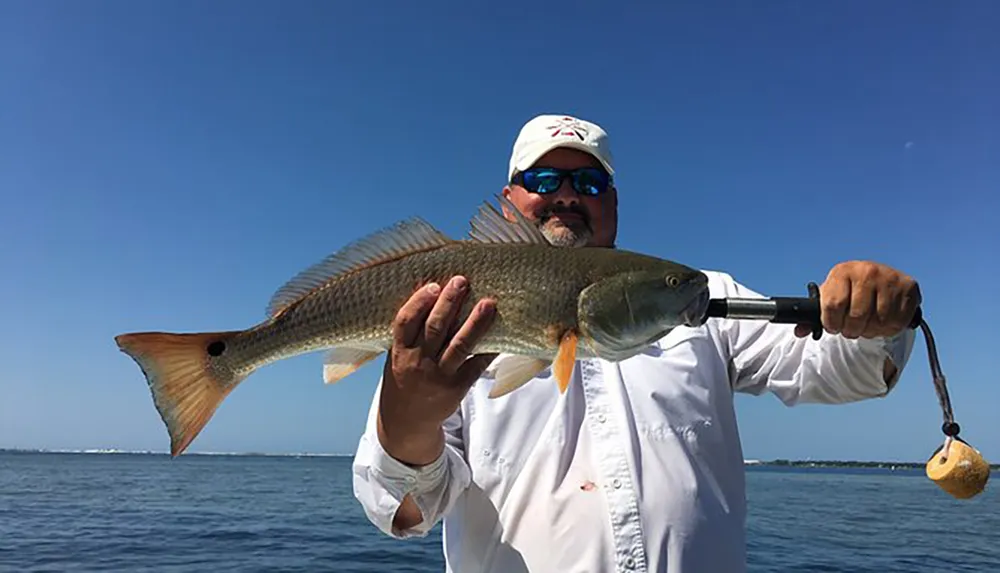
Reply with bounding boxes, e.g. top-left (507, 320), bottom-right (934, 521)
top-left (680, 287), bottom-right (712, 327)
